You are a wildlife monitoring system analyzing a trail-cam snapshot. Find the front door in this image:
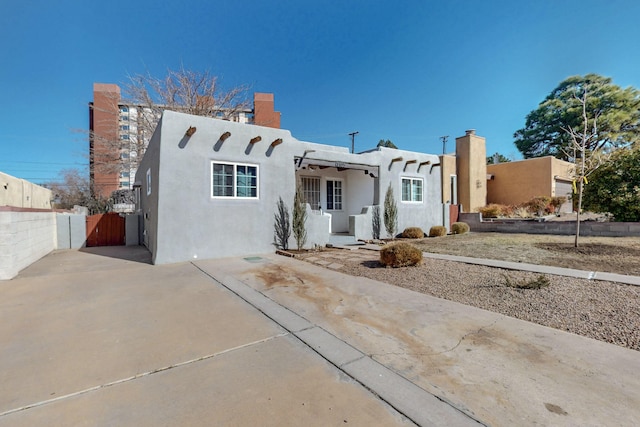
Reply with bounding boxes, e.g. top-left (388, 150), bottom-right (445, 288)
top-left (326, 179), bottom-right (347, 232)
